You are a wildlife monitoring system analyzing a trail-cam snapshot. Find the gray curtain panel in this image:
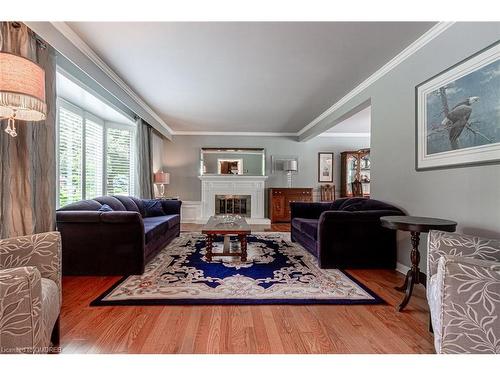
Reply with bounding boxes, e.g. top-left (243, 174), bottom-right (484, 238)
top-left (135, 118), bottom-right (154, 199)
top-left (0, 22), bottom-right (56, 239)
